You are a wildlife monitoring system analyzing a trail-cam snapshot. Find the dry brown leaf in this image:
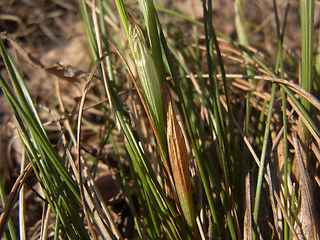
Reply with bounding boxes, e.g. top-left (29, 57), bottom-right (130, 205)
top-left (166, 88), bottom-right (197, 236)
top-left (293, 132), bottom-right (319, 240)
